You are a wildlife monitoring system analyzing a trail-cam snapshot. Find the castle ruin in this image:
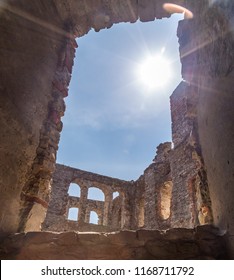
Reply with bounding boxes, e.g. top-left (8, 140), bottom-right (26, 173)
top-left (0, 0), bottom-right (234, 259)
